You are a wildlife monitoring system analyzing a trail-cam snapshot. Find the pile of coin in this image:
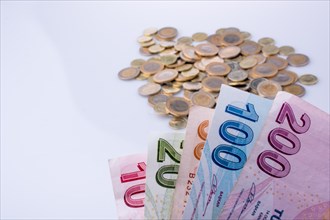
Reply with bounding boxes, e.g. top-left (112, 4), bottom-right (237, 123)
top-left (118, 27), bottom-right (318, 129)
